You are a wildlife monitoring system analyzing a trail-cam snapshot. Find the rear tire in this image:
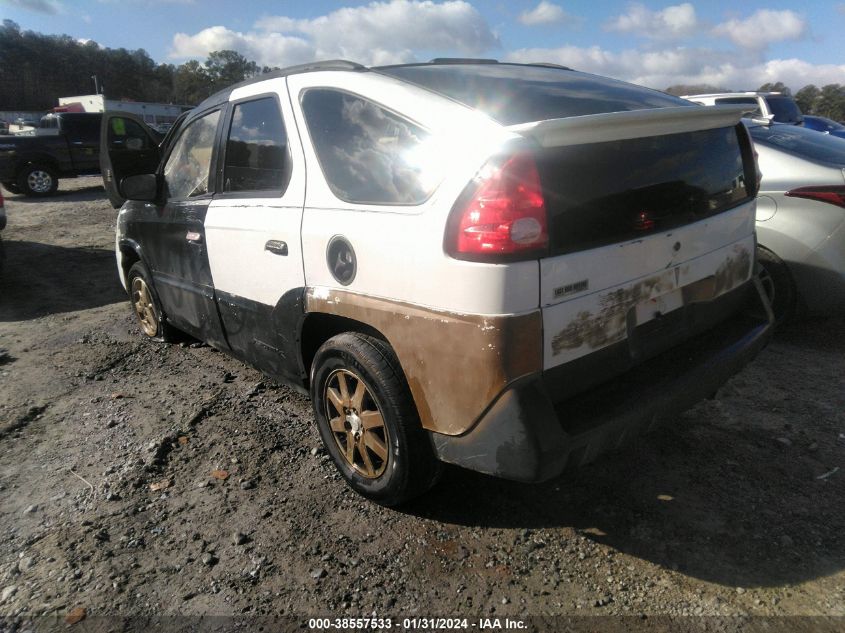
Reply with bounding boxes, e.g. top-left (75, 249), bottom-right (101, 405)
top-left (18, 164), bottom-right (58, 197)
top-left (126, 262), bottom-right (178, 342)
top-left (757, 246), bottom-right (797, 325)
top-left (311, 332), bottom-right (441, 506)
